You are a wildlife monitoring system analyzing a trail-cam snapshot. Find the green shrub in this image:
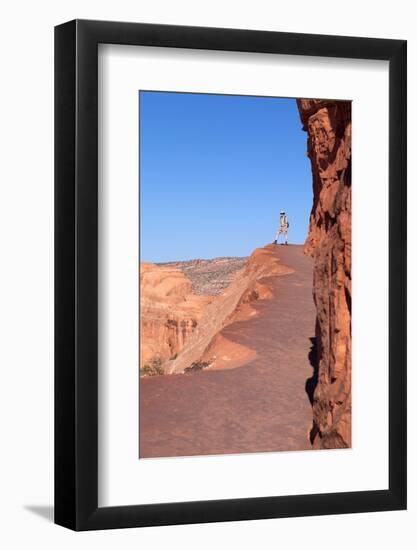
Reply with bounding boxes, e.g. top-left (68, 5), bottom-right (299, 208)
top-left (140, 358), bottom-right (164, 377)
top-left (184, 361), bottom-right (210, 373)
